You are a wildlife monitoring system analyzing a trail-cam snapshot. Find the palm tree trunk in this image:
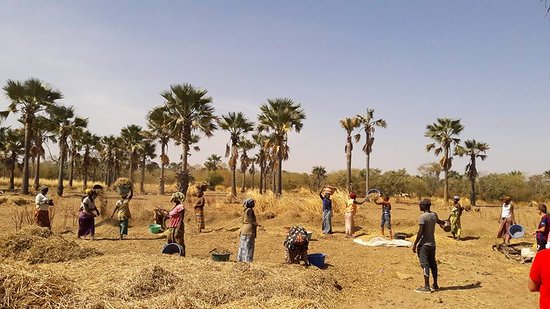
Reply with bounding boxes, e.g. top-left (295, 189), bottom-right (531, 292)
top-left (57, 137), bottom-right (66, 196)
top-left (251, 171), bottom-right (255, 190)
top-left (34, 152), bottom-right (41, 191)
top-left (365, 132), bottom-right (370, 196)
top-left (83, 150), bottom-right (89, 190)
top-left (231, 166), bottom-right (237, 197)
top-left (277, 154), bottom-right (283, 195)
top-left (443, 148), bottom-right (449, 204)
top-left (346, 136), bottom-right (352, 191)
top-left (241, 171), bottom-right (246, 193)
top-left (179, 130), bottom-right (190, 194)
top-left (68, 148), bottom-right (75, 188)
top-left (259, 156), bottom-right (264, 194)
top-left (272, 168), bottom-right (276, 193)
top-left (129, 152), bottom-right (135, 191)
top-left (9, 154), bottom-right (16, 190)
top-left (470, 177), bottom-right (476, 206)
top-left (140, 154), bottom-right (146, 194)
top-left (21, 118), bottom-right (32, 194)
top-left (159, 143), bottom-right (165, 195)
